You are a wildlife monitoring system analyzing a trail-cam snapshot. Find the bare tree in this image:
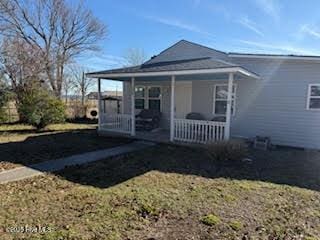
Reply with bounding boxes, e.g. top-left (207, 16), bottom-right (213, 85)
top-left (123, 48), bottom-right (148, 66)
top-left (0, 0), bottom-right (106, 97)
top-left (0, 38), bottom-right (45, 99)
top-left (62, 72), bottom-right (74, 104)
top-left (69, 65), bottom-right (94, 107)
